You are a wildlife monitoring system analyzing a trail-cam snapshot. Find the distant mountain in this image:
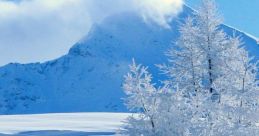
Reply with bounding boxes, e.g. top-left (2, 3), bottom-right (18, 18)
top-left (0, 6), bottom-right (258, 114)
